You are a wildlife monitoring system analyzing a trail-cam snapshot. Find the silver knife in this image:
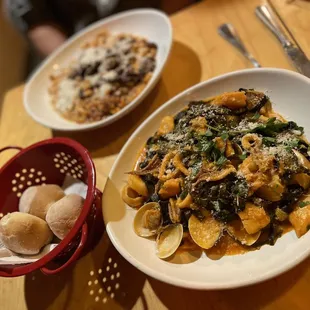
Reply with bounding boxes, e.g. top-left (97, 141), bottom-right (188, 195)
top-left (218, 23), bottom-right (261, 68)
top-left (255, 5), bottom-right (310, 78)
